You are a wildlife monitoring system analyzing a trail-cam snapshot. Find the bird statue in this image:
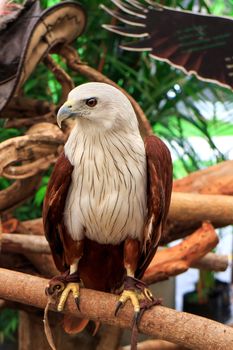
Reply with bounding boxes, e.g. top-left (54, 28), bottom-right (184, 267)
top-left (43, 82), bottom-right (172, 345)
top-left (101, 0), bottom-right (233, 90)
